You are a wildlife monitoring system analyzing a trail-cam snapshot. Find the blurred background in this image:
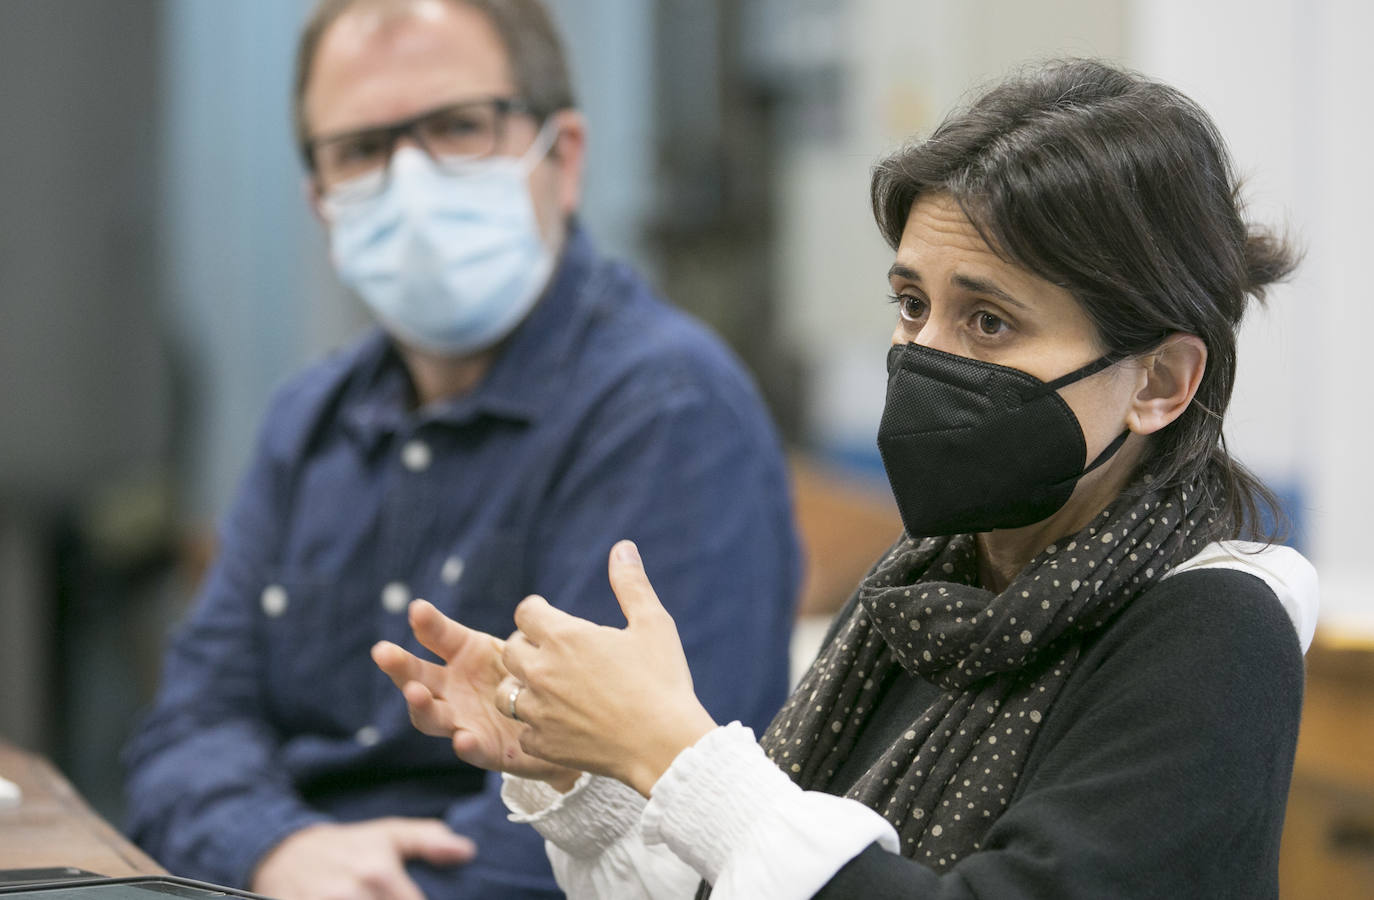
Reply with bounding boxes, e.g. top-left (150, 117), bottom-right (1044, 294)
top-left (1, 0), bottom-right (1371, 892)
